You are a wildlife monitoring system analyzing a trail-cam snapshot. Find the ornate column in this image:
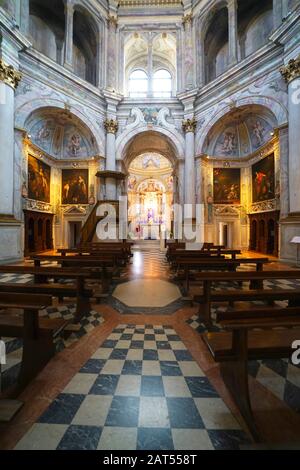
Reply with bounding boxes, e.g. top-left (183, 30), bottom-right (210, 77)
top-left (104, 118), bottom-right (118, 200)
top-left (228, 0), bottom-right (238, 66)
top-left (0, 59), bottom-right (22, 218)
top-left (182, 13), bottom-right (195, 90)
top-left (280, 56), bottom-right (300, 214)
top-left (64, 0), bottom-right (74, 69)
top-left (182, 117), bottom-right (197, 210)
